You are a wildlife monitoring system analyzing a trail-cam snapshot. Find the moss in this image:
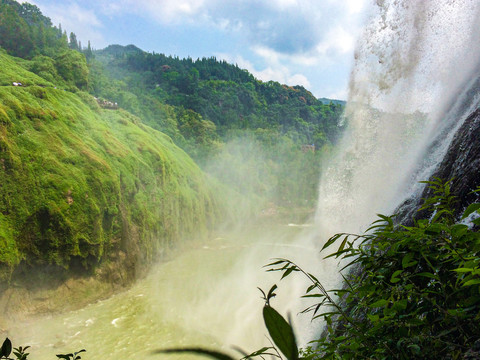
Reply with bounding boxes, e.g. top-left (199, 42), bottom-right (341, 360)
top-left (0, 52), bottom-right (230, 282)
top-left (0, 51), bottom-right (53, 87)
